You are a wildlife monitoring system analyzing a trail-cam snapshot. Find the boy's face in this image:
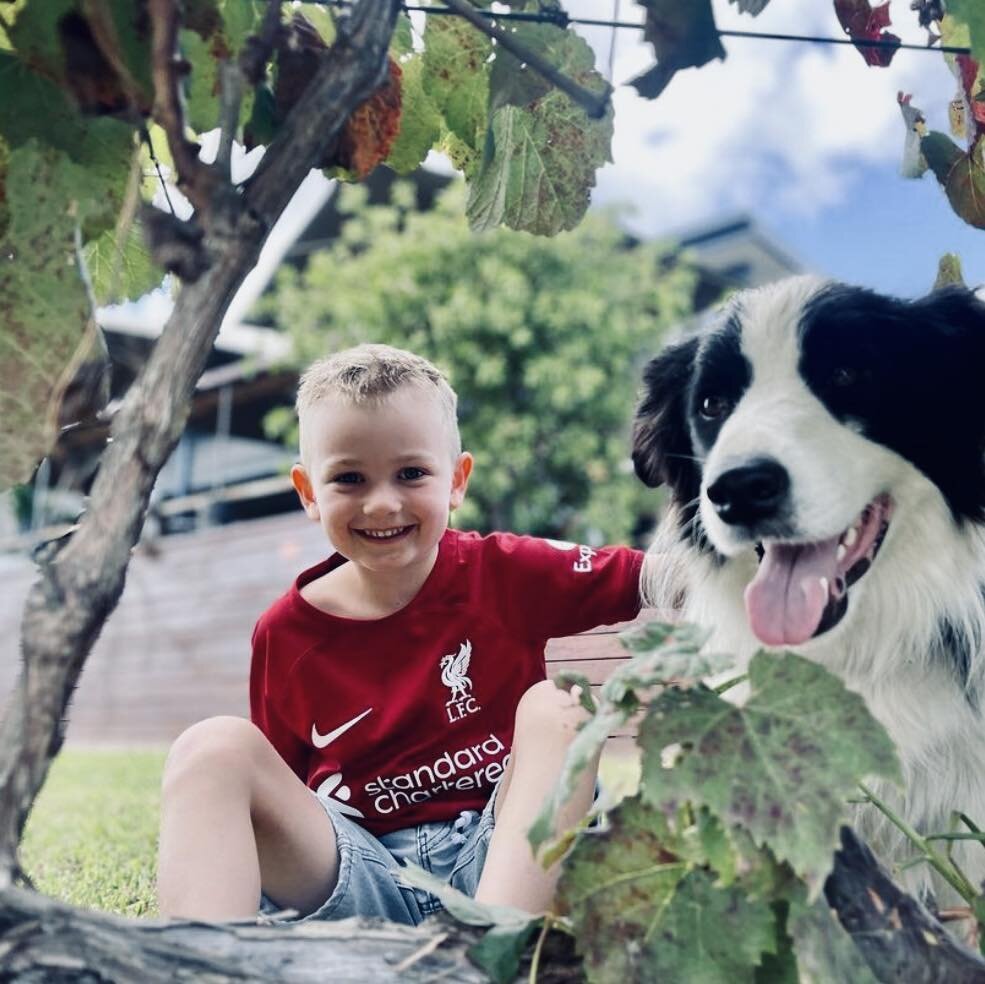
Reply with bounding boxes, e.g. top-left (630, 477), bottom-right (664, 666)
top-left (290, 385), bottom-right (472, 579)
